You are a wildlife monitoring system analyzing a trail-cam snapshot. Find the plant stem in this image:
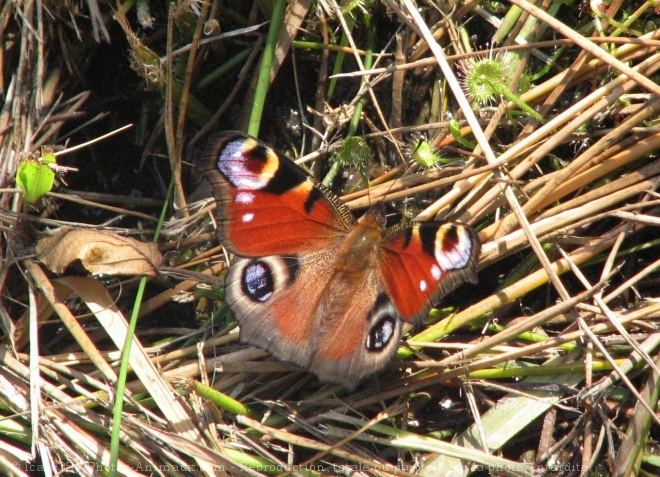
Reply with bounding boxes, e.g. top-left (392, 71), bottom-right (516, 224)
top-left (247, 0), bottom-right (286, 137)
